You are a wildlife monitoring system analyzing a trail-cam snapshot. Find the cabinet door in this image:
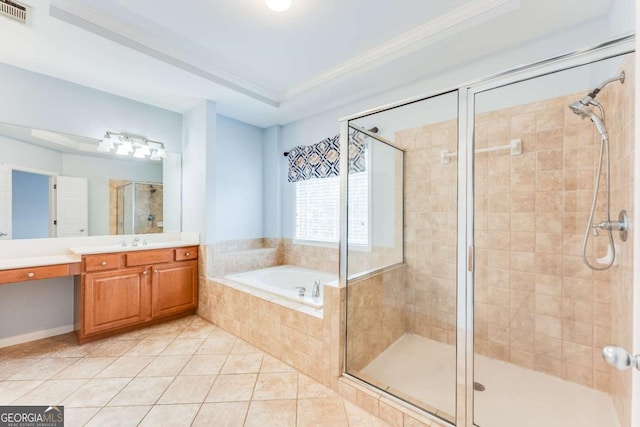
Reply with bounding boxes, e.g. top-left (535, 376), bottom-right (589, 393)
top-left (151, 261), bottom-right (198, 318)
top-left (84, 267), bottom-right (150, 335)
